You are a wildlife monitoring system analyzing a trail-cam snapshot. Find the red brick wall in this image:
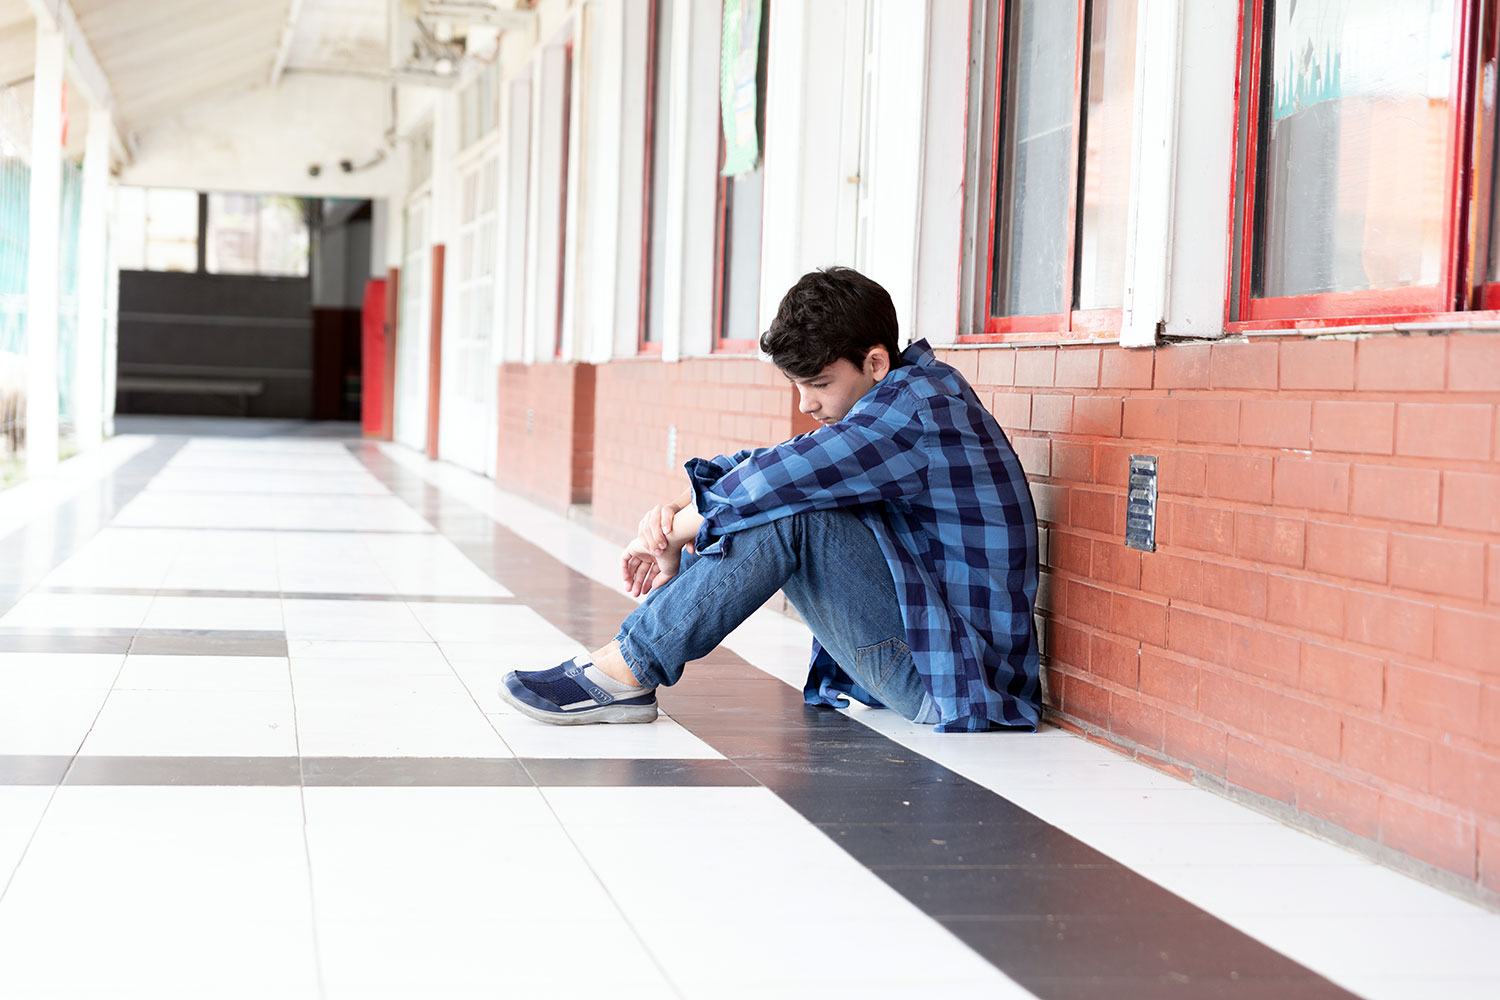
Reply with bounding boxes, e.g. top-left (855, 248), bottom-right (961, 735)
top-left (590, 356), bottom-right (813, 540)
top-left (495, 362), bottom-right (596, 508)
top-left (938, 332), bottom-right (1500, 896)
